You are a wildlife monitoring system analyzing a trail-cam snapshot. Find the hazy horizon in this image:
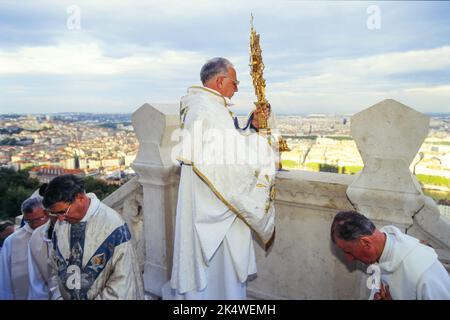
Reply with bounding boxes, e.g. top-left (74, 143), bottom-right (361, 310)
top-left (1, 1), bottom-right (450, 114)
top-left (1, 110), bottom-right (449, 117)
